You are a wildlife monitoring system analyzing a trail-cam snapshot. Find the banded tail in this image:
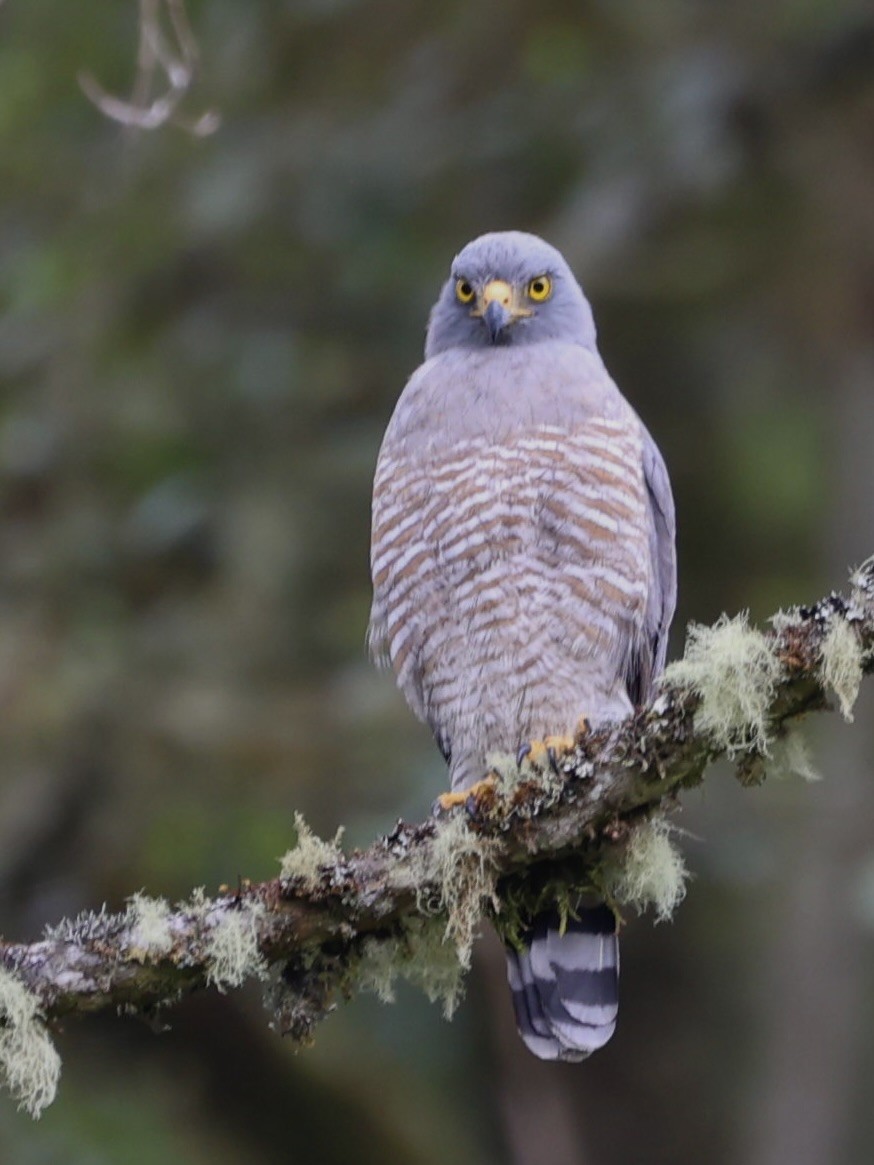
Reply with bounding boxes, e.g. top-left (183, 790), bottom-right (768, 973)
top-left (505, 905), bottom-right (619, 1061)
